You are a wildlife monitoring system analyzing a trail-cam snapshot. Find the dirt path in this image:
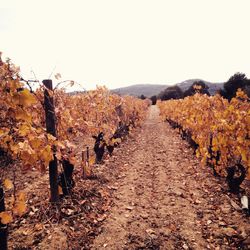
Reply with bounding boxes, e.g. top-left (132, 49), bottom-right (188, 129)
top-left (91, 106), bottom-right (250, 250)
